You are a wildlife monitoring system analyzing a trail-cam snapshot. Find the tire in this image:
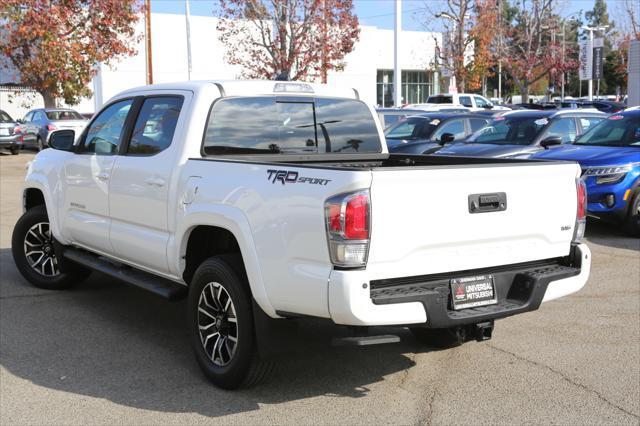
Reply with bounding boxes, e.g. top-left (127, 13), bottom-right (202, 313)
top-left (10, 146), bottom-right (20, 155)
top-left (410, 326), bottom-right (467, 349)
top-left (11, 205), bottom-right (90, 289)
top-left (188, 256), bottom-right (273, 389)
top-left (37, 136), bottom-right (44, 151)
top-left (623, 190), bottom-right (640, 237)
